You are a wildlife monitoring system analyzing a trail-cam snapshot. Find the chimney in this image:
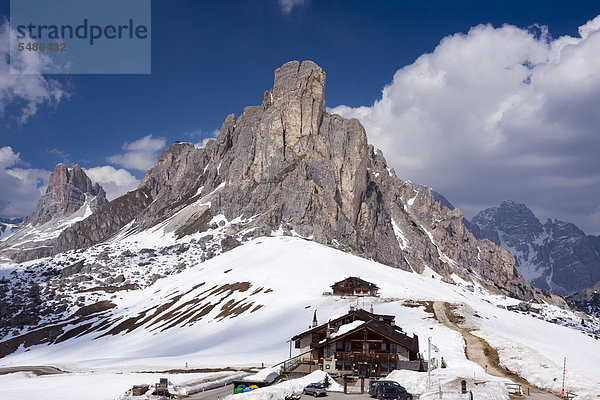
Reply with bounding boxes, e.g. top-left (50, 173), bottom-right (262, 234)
top-left (326, 330), bottom-right (331, 338)
top-left (312, 310), bottom-right (318, 327)
top-left (391, 320), bottom-right (396, 326)
top-left (350, 306), bottom-right (355, 312)
top-left (378, 316), bottom-right (383, 321)
top-left (370, 304), bottom-right (374, 314)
